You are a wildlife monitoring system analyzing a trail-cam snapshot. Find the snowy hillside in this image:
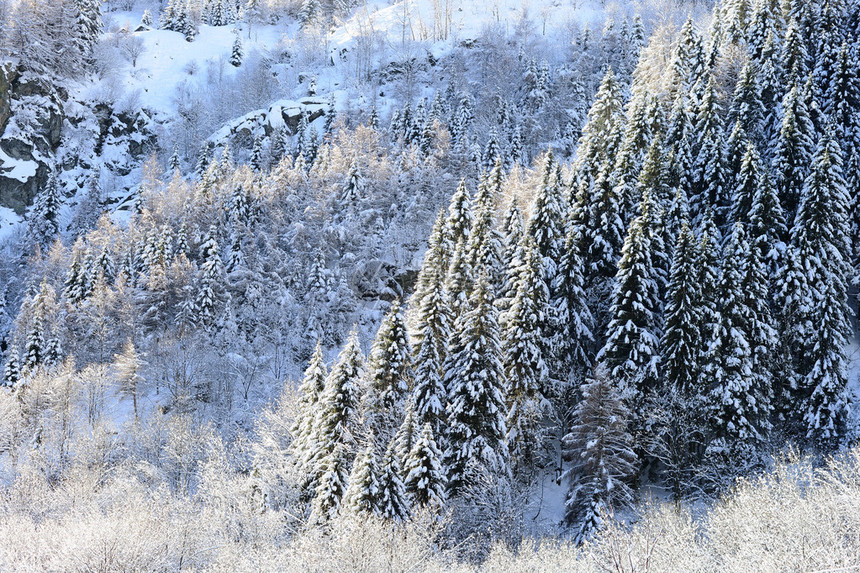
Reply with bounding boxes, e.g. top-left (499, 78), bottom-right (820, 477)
top-left (2, 0), bottom-right (860, 570)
